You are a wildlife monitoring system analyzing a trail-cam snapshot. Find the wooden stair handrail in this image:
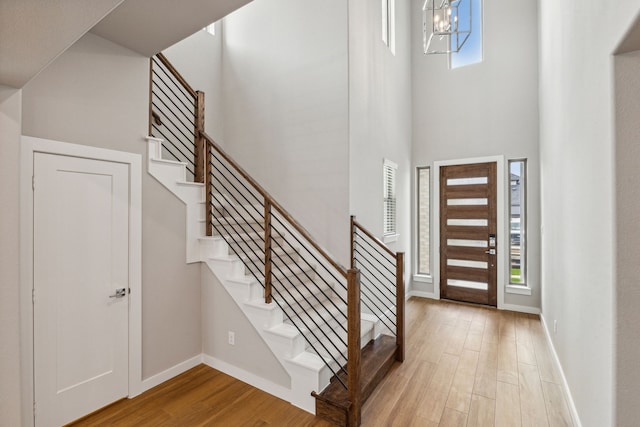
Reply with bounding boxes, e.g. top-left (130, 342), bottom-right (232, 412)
top-left (155, 52), bottom-right (197, 99)
top-left (351, 217), bottom-right (396, 258)
top-left (350, 215), bottom-right (405, 364)
top-left (201, 131), bottom-right (348, 279)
